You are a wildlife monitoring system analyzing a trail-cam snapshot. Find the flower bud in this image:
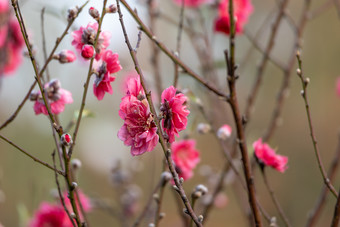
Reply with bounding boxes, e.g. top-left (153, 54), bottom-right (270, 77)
top-left (67, 7), bottom-right (78, 22)
top-left (61, 133), bottom-right (72, 146)
top-left (160, 171), bottom-right (172, 185)
top-left (57, 50), bottom-right (76, 63)
top-left (29, 91), bottom-right (40, 101)
top-left (197, 123), bottom-right (211, 134)
top-left (89, 7), bottom-right (100, 20)
top-left (217, 124), bottom-right (232, 140)
top-left (195, 184), bottom-right (208, 195)
top-left (106, 4), bottom-right (117, 13)
top-left (81, 44), bottom-right (95, 59)
top-left (71, 159), bottom-right (82, 170)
